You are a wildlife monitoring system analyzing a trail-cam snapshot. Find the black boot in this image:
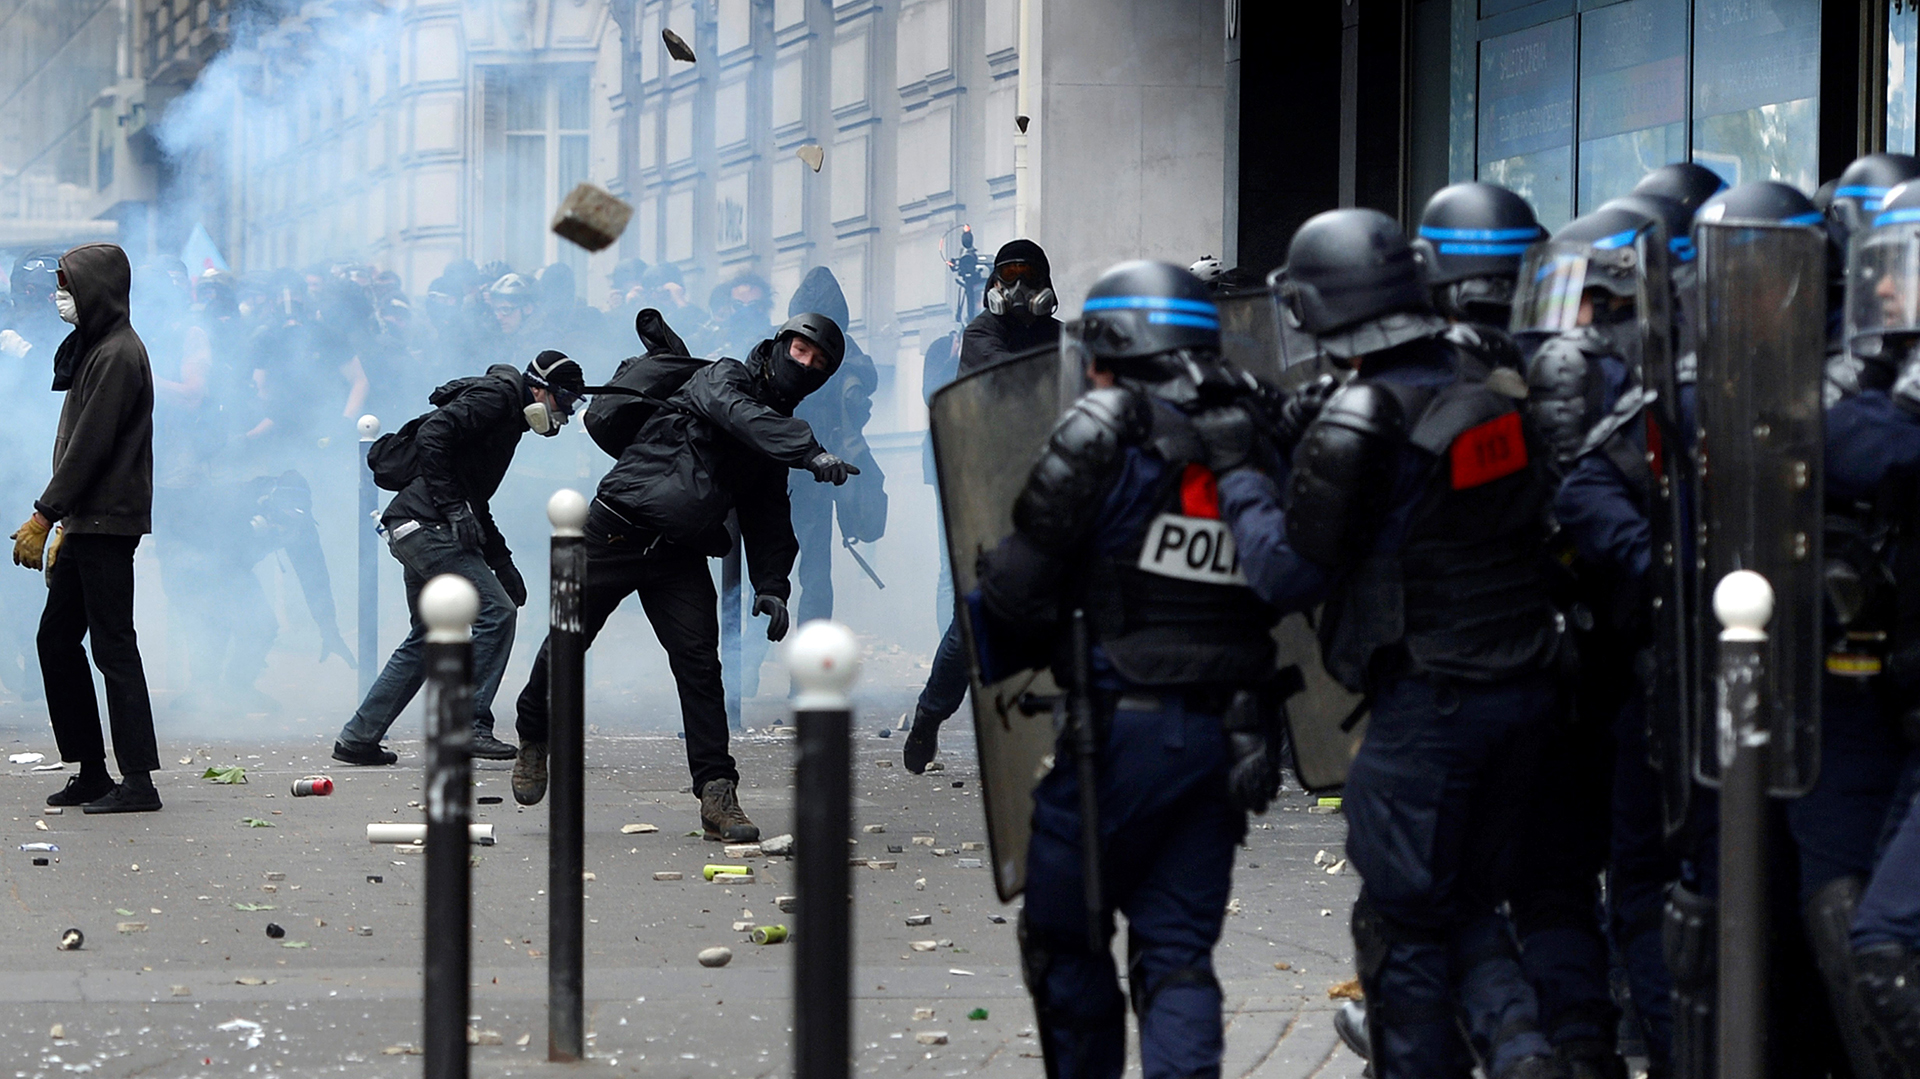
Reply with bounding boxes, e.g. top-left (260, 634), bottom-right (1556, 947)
top-left (471, 728), bottom-right (517, 761)
top-left (903, 707), bottom-right (944, 774)
top-left (83, 770), bottom-right (162, 814)
top-left (47, 762), bottom-right (114, 806)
